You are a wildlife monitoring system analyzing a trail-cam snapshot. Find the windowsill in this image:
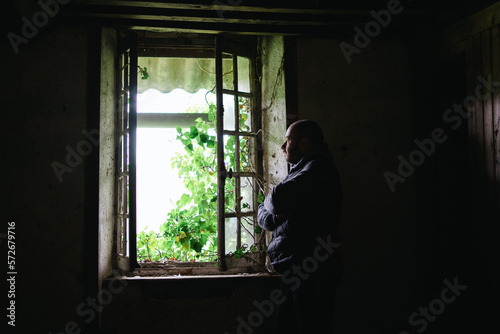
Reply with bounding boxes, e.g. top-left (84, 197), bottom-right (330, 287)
top-left (116, 252), bottom-right (276, 277)
top-left (114, 272), bottom-right (280, 280)
top-left (103, 272), bottom-right (282, 301)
